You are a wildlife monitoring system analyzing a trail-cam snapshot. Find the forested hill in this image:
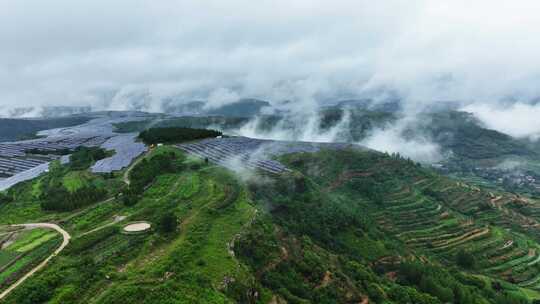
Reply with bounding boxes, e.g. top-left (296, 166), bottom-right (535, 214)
top-left (2, 142), bottom-right (540, 303)
top-left (0, 117), bottom-right (91, 142)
